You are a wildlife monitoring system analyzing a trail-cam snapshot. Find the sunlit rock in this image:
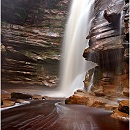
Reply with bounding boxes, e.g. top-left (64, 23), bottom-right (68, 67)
top-left (2, 99), bottom-right (15, 108)
top-left (118, 100), bottom-right (129, 114)
top-left (105, 104), bottom-right (118, 111)
top-left (111, 108), bottom-right (129, 121)
top-left (15, 99), bottom-right (26, 104)
top-left (65, 92), bottom-right (109, 108)
top-left (111, 100), bottom-right (129, 121)
top-left (32, 94), bottom-right (43, 100)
